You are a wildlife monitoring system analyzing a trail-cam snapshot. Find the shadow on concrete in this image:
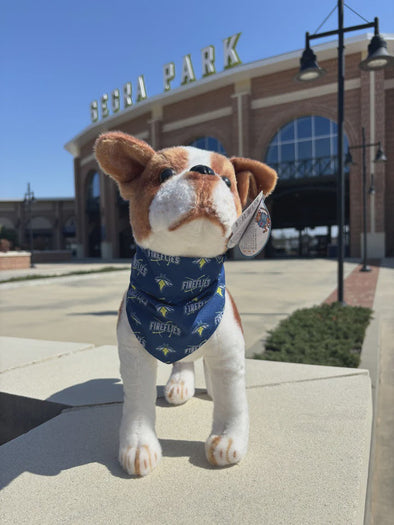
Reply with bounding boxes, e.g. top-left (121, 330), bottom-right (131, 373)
top-left (46, 378), bottom-right (123, 406)
top-left (45, 378), bottom-right (207, 407)
top-left (0, 403), bottom-right (124, 489)
top-left (0, 392), bottom-right (215, 489)
top-left (67, 310), bottom-right (118, 317)
top-left (0, 392), bottom-right (70, 445)
top-left (0, 377), bottom-right (213, 488)
top-left (161, 438), bottom-right (212, 470)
